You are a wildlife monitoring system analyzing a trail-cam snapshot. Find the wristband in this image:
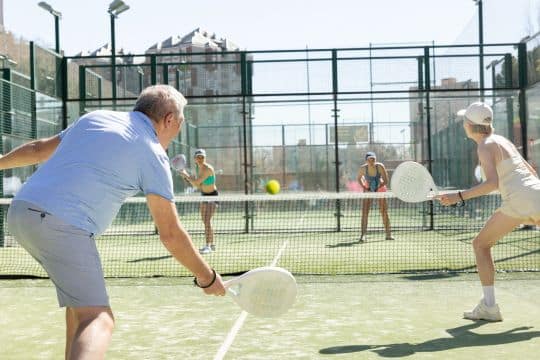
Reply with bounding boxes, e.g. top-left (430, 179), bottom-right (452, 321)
top-left (457, 191), bottom-right (466, 207)
top-left (193, 268), bottom-right (217, 288)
